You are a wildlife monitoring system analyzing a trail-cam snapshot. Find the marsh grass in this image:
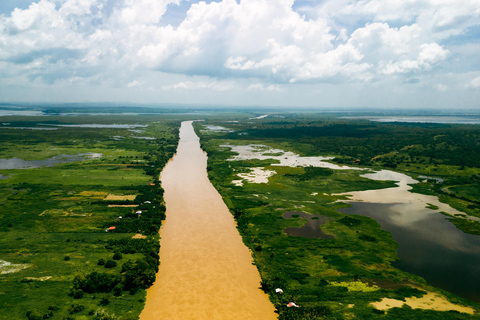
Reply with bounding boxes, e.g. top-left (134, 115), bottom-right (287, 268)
top-left (0, 115), bottom-right (178, 319)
